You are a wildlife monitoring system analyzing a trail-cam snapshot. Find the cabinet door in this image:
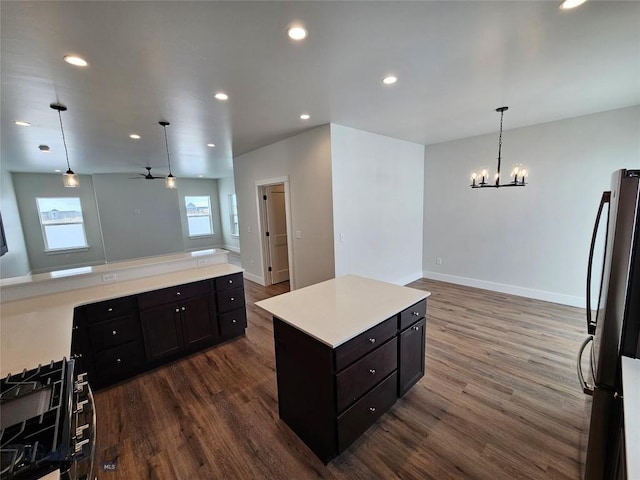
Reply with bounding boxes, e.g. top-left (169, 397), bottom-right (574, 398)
top-left (398, 318), bottom-right (425, 397)
top-left (181, 296), bottom-right (219, 349)
top-left (140, 304), bottom-right (183, 362)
